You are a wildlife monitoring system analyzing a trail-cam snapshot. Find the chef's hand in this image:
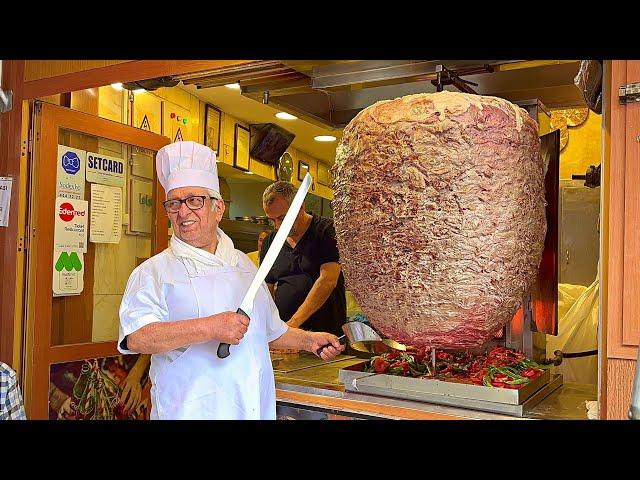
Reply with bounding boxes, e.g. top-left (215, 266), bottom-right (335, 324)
top-left (211, 311), bottom-right (250, 345)
top-left (308, 332), bottom-right (345, 361)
